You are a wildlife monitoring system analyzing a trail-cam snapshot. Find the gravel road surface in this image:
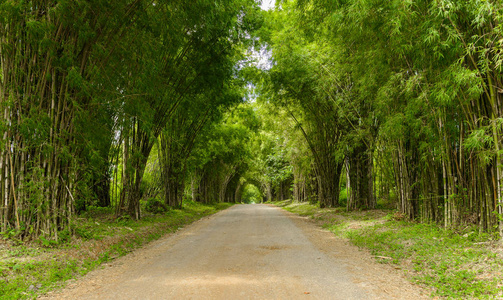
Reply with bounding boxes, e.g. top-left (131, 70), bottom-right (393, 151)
top-left (42, 204), bottom-right (428, 299)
